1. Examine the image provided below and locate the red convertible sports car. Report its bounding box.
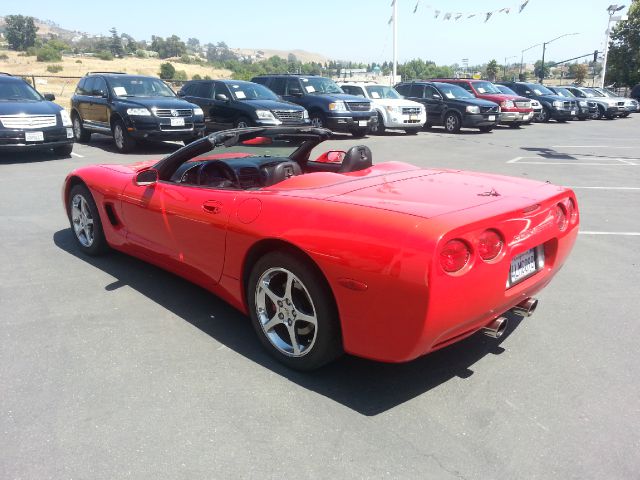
[63,126,578,370]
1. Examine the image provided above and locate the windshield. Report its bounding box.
[193,136,306,161]
[0,81,44,102]
[436,83,475,99]
[473,81,501,94]
[227,82,279,101]
[108,77,175,97]
[365,85,401,99]
[301,77,343,94]
[581,88,601,97]
[599,88,618,98]
[529,84,555,95]
[553,88,574,98]
[496,85,517,95]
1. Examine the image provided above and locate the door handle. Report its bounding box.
[202,200,223,214]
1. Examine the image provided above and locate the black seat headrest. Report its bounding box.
[339,145,373,173]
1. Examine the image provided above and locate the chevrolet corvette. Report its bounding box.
[63,126,579,370]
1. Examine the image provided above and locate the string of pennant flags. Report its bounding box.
[389,0,531,24]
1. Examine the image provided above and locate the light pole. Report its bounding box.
[503,55,517,80]
[520,43,541,78]
[601,4,626,88]
[392,0,398,84]
[539,33,579,84]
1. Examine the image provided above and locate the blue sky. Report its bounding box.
[1,0,630,66]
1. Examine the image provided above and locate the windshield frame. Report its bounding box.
[434,82,475,100]
[0,79,45,102]
[300,77,344,95]
[364,85,401,100]
[472,81,501,95]
[226,82,280,101]
[107,76,177,98]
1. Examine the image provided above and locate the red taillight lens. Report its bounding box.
[554,203,568,231]
[478,229,504,261]
[440,239,471,273]
[567,198,578,223]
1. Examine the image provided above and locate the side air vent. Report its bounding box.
[104,203,120,226]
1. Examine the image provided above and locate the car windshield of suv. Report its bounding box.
[473,81,501,94]
[553,88,575,98]
[497,85,517,95]
[301,77,343,95]
[108,77,176,97]
[365,85,401,99]
[580,88,601,97]
[0,81,44,102]
[436,83,475,99]
[530,84,555,95]
[227,83,279,101]
[599,88,618,98]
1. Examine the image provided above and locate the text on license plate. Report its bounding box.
[509,248,538,286]
[170,117,185,127]
[25,131,44,142]
[571,110,576,116]
[488,115,496,121]
[358,120,368,127]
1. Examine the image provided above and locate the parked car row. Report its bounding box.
[1,71,638,155]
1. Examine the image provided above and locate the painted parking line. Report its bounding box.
[507,156,638,166]
[70,152,85,158]
[580,231,640,236]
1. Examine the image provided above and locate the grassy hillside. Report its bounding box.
[0,49,232,108]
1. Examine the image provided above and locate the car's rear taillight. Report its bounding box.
[440,239,471,273]
[566,197,578,223]
[478,229,504,261]
[554,203,568,231]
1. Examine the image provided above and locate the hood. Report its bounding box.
[116,97,198,110]
[314,93,371,103]
[243,99,305,110]
[0,100,62,116]
[447,97,498,107]
[475,93,528,103]
[370,98,423,108]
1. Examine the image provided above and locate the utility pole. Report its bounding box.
[538,33,579,84]
[520,43,541,78]
[601,4,626,88]
[392,0,398,84]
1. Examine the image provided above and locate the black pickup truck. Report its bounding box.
[251,74,376,137]
[395,81,500,133]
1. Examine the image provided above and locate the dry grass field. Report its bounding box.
[0,49,232,108]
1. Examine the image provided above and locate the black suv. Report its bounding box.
[498,82,577,123]
[251,74,376,137]
[70,73,205,152]
[546,86,597,120]
[178,79,309,131]
[0,73,74,156]
[395,81,500,133]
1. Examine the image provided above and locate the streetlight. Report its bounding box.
[601,4,626,88]
[539,32,580,84]
[520,43,541,77]
[504,56,517,80]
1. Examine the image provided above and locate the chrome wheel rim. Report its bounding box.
[73,117,82,139]
[114,124,124,149]
[445,115,457,131]
[255,267,318,357]
[310,116,323,128]
[71,194,94,247]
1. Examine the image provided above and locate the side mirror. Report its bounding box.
[215,93,229,101]
[135,168,159,186]
[288,87,303,97]
[432,94,442,100]
[43,93,56,101]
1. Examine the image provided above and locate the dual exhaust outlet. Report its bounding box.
[482,297,538,339]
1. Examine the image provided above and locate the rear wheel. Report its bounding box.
[248,251,342,370]
[112,120,136,153]
[72,114,91,143]
[67,184,109,256]
[444,112,461,133]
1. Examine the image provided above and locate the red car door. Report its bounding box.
[120,181,235,287]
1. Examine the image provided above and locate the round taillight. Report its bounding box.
[440,239,471,273]
[478,229,504,261]
[554,203,568,231]
[567,198,577,223]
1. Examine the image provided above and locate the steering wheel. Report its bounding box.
[197,161,237,188]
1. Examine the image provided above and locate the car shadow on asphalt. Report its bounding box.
[53,228,523,417]
[0,150,72,164]
[78,134,184,155]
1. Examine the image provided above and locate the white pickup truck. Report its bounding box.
[339,82,426,134]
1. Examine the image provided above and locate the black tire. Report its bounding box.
[508,123,521,128]
[53,144,74,157]
[309,111,326,129]
[404,128,420,135]
[538,107,550,123]
[67,184,109,256]
[479,126,493,133]
[235,116,252,128]
[247,250,342,371]
[72,114,91,143]
[370,112,385,134]
[351,128,368,138]
[593,106,604,120]
[112,119,136,153]
[620,112,630,118]
[444,112,461,133]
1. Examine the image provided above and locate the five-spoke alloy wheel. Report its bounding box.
[68,184,109,256]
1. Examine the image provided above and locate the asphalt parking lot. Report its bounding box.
[2,118,639,479]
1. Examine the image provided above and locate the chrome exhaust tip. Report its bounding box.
[512,297,539,317]
[482,316,508,339]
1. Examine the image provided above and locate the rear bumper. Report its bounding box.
[0,126,74,150]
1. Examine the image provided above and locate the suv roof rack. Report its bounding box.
[85,71,127,76]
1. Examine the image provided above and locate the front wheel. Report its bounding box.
[593,106,604,120]
[112,120,136,153]
[72,114,91,143]
[68,184,109,256]
[235,116,252,128]
[479,126,493,133]
[538,108,550,123]
[370,113,385,134]
[248,251,342,371]
[309,112,326,129]
[444,112,461,133]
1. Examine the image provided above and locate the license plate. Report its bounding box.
[66,128,73,138]
[170,117,185,127]
[409,115,418,121]
[358,120,368,127]
[509,248,539,286]
[488,115,496,121]
[571,110,576,116]
[25,131,44,142]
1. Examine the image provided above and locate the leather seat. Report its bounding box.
[338,145,373,173]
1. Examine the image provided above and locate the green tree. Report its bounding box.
[159,62,176,79]
[109,27,124,57]
[534,60,552,81]
[607,0,640,86]
[4,15,38,50]
[573,64,588,84]
[485,59,499,81]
